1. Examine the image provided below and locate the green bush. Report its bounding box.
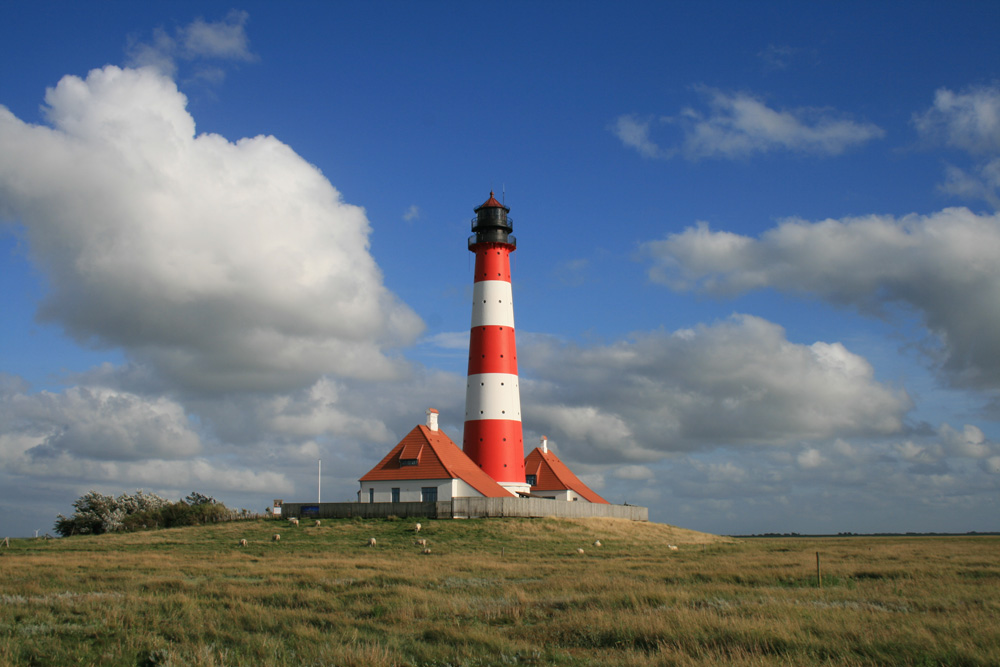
[55,490,230,536]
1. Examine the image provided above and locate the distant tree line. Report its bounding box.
[54,490,233,537]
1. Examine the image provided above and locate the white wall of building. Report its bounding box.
[532,490,579,502]
[359,478,490,503]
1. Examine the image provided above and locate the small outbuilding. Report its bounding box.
[524,437,609,504]
[359,409,515,503]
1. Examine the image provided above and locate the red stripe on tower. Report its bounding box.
[463,192,528,495]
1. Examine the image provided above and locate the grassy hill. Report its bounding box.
[1,517,997,666]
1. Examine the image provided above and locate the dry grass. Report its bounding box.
[1,518,997,666]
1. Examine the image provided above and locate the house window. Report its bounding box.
[391,488,400,503]
[526,475,537,486]
[368,488,374,503]
[421,487,437,502]
[400,459,418,466]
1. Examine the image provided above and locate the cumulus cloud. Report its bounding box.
[0,65,422,394]
[1,385,200,461]
[613,88,883,160]
[264,378,396,442]
[914,85,1000,209]
[0,382,289,496]
[519,315,910,463]
[642,207,1000,390]
[630,421,1000,533]
[914,85,1000,155]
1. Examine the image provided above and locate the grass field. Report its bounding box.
[1,517,998,666]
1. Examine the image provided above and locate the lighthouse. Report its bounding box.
[463,192,529,495]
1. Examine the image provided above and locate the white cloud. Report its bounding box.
[940,158,1000,210]
[915,85,1000,209]
[612,464,655,481]
[264,378,396,442]
[126,10,256,80]
[640,427,1000,534]
[796,448,826,469]
[643,207,1000,390]
[0,65,422,394]
[403,204,420,221]
[1,386,201,461]
[679,88,885,158]
[914,85,1000,155]
[613,88,883,160]
[611,114,666,159]
[939,423,992,459]
[181,11,255,62]
[520,315,910,463]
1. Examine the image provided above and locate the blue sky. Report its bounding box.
[2,1,999,537]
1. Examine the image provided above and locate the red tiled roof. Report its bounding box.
[524,447,609,504]
[360,425,514,498]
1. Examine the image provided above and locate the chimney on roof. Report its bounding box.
[427,408,439,431]
[540,436,548,454]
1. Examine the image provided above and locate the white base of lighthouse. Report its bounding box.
[499,481,531,496]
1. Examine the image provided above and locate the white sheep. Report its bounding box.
[667,544,678,551]
[422,548,432,555]
[576,548,585,555]
[272,534,281,542]
[367,537,377,547]
[314,520,321,527]
[415,538,427,547]
[414,523,422,532]
[288,517,299,526]
[238,538,248,547]
[593,540,602,547]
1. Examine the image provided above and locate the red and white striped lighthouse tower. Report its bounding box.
[463,192,529,495]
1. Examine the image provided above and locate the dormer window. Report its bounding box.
[400,458,418,466]
[526,474,537,486]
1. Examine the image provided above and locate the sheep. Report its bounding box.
[422,548,432,555]
[667,544,678,551]
[272,534,281,542]
[314,520,321,527]
[593,540,602,547]
[415,538,427,547]
[367,537,377,547]
[288,517,299,526]
[414,523,422,533]
[238,538,248,547]
[576,548,585,555]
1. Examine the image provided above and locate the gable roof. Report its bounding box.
[524,447,609,504]
[360,424,514,498]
